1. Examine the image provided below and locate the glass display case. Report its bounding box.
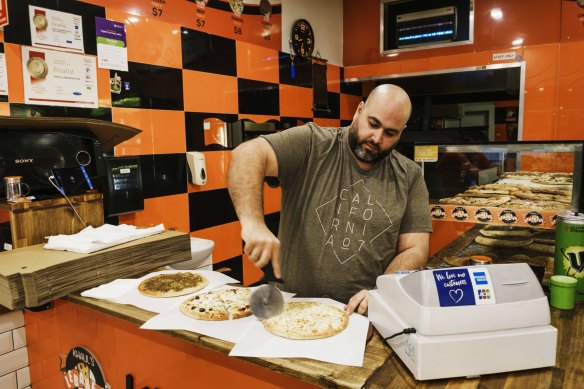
[412,141,583,229]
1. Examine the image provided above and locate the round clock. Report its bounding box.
[290,19,314,58]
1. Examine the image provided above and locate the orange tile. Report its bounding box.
[558,40,584,110]
[326,64,341,93]
[0,102,9,116]
[188,150,230,192]
[26,336,60,364]
[0,30,4,42]
[561,1,584,42]
[5,43,24,103]
[183,70,238,113]
[118,193,190,232]
[279,84,312,118]
[556,108,584,140]
[313,118,340,127]
[190,221,243,262]
[151,110,186,154]
[106,9,182,69]
[340,94,362,120]
[430,221,475,256]
[522,109,556,140]
[243,253,265,286]
[28,361,43,385]
[399,58,430,74]
[111,108,154,156]
[0,209,8,223]
[236,41,279,83]
[263,184,281,214]
[523,44,559,111]
[96,67,112,107]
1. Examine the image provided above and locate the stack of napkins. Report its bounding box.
[44,224,165,253]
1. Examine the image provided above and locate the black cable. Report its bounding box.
[383,327,416,341]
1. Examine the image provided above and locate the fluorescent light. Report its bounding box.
[512,38,524,46]
[490,8,503,20]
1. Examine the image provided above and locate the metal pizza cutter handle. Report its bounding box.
[250,284,284,320]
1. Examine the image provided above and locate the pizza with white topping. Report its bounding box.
[180,288,252,321]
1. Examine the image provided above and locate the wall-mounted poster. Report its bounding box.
[21,46,98,108]
[29,6,84,53]
[95,17,128,71]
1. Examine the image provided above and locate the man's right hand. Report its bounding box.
[241,222,281,278]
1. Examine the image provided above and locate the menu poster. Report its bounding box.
[21,46,98,108]
[0,53,8,95]
[95,17,128,71]
[29,6,84,53]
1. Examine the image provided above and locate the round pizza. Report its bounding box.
[138,272,208,298]
[262,301,349,340]
[180,288,252,321]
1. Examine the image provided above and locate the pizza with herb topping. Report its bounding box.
[138,272,208,298]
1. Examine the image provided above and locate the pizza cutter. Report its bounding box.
[250,284,284,320]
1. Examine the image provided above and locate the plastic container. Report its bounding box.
[550,275,577,310]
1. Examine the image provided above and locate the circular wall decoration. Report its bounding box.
[290,19,314,58]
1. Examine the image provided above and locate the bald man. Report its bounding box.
[228,84,432,315]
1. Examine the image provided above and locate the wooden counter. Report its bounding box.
[64,292,584,388]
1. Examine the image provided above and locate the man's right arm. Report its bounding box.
[227,137,282,277]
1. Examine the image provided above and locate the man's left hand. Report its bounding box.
[345,289,369,315]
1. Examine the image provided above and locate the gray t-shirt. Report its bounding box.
[262,123,432,303]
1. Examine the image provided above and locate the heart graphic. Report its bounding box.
[449,289,464,304]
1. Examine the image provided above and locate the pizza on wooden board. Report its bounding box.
[262,301,349,340]
[138,272,208,298]
[180,288,253,321]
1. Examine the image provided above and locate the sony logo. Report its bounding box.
[14,159,34,164]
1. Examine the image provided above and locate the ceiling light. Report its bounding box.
[512,38,524,46]
[490,8,503,20]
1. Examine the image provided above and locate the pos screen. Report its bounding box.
[51,166,93,195]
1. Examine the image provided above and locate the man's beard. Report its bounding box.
[348,123,394,164]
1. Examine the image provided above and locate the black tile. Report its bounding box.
[341,78,364,96]
[340,119,353,127]
[9,103,112,121]
[3,0,104,55]
[188,188,237,231]
[278,52,312,88]
[213,256,243,283]
[279,116,312,130]
[264,212,280,236]
[313,92,340,119]
[111,63,183,110]
[238,78,279,116]
[148,65,184,110]
[139,153,187,199]
[181,27,237,77]
[110,62,150,109]
[185,112,238,152]
[187,0,282,16]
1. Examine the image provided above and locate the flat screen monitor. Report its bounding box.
[104,156,144,217]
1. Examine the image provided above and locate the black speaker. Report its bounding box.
[0,129,103,199]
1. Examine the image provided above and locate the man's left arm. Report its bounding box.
[383,232,429,274]
[344,232,430,315]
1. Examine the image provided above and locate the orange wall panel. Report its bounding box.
[557,40,584,110]
[522,109,557,141]
[191,221,243,263]
[5,43,24,104]
[340,94,362,120]
[183,70,238,114]
[279,84,313,118]
[118,193,190,233]
[112,108,155,156]
[236,41,279,84]
[264,184,282,214]
[313,118,340,127]
[151,110,186,154]
[96,67,112,107]
[523,44,559,111]
[556,109,584,140]
[327,64,341,93]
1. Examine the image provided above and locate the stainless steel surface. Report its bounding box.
[250,284,284,320]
